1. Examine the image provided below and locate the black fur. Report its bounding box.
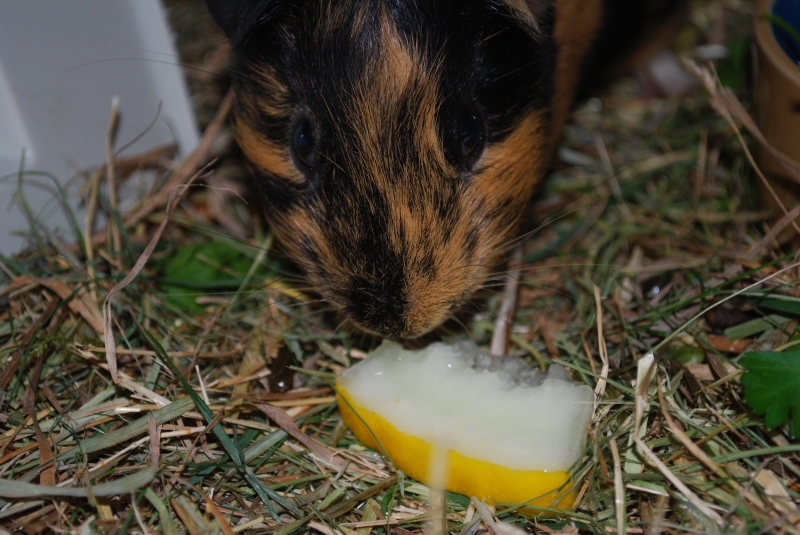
[205,0,286,46]
[580,0,686,88]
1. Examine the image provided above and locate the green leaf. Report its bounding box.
[749,296,800,316]
[159,240,263,313]
[715,37,750,91]
[740,348,800,437]
[664,342,705,365]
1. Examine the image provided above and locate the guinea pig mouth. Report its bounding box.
[338,281,456,340]
[347,314,443,340]
[343,292,407,340]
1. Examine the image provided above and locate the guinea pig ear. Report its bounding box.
[504,0,553,34]
[205,0,283,46]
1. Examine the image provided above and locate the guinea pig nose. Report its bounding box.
[345,275,409,339]
[344,284,450,339]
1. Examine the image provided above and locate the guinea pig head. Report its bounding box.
[206,0,556,339]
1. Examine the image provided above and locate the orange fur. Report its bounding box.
[548,0,604,154]
[234,120,300,183]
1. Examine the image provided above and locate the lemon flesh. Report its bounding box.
[337,341,593,510]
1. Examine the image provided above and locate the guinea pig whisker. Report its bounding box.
[521,282,576,302]
[159,276,300,330]
[462,298,518,338]
[463,298,491,315]
[286,298,328,311]
[74,41,276,87]
[502,168,666,249]
[160,218,276,256]
[302,308,340,336]
[501,197,606,248]
[445,313,475,344]
[482,262,622,277]
[314,148,345,174]
[220,293,325,329]
[256,298,330,331]
[476,280,515,289]
[443,262,492,276]
[329,317,351,339]
[60,56,239,81]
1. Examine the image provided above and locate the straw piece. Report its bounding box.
[0,466,156,498]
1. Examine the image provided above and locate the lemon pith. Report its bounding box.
[337,386,576,509]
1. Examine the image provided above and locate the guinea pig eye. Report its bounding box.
[458,110,483,158]
[292,116,317,170]
[458,107,484,169]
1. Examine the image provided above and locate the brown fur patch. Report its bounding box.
[320,0,353,36]
[379,16,417,95]
[249,63,290,107]
[548,0,604,153]
[506,0,542,34]
[234,119,300,183]
[348,1,371,41]
[471,111,548,215]
[346,16,447,251]
[232,61,299,181]
[399,110,549,335]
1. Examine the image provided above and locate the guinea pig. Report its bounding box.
[204,0,685,339]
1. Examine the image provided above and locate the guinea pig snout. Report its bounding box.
[341,263,456,339]
[343,269,409,339]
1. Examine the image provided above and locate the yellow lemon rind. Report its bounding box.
[336,386,576,511]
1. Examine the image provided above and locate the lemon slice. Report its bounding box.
[337,341,592,510]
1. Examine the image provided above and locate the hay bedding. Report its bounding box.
[1,1,800,533]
